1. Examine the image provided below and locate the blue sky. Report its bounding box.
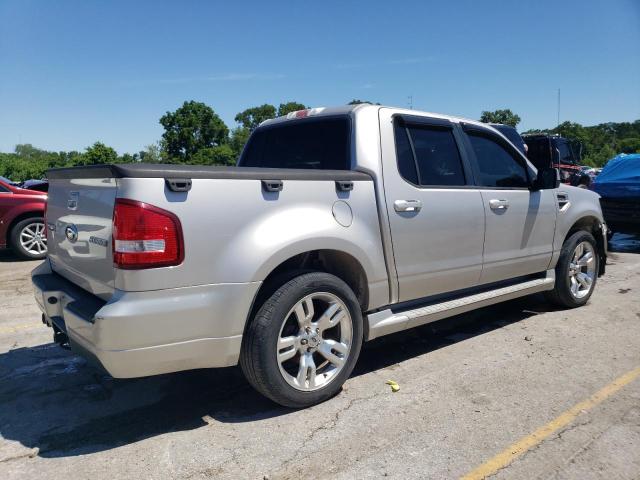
[1,0,639,154]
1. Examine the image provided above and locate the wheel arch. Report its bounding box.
[244,249,371,340]
[562,215,606,276]
[5,210,44,245]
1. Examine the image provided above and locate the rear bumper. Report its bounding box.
[31,261,260,378]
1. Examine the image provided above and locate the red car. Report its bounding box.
[0,178,48,259]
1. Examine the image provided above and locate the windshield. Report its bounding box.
[0,176,17,186]
[239,117,351,169]
[554,139,581,165]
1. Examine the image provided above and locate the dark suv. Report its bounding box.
[522,134,591,188]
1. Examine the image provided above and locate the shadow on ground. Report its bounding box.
[0,294,556,459]
[0,233,636,458]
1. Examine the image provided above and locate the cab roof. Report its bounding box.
[259,104,493,131]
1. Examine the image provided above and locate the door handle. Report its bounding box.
[489,199,509,210]
[394,199,422,212]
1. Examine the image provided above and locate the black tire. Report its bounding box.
[240,272,363,408]
[545,230,599,308]
[9,217,47,260]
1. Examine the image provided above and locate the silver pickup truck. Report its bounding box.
[32,105,607,407]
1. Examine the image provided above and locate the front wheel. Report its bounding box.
[545,230,599,308]
[240,272,363,408]
[10,217,48,260]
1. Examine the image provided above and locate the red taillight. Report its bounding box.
[112,198,184,269]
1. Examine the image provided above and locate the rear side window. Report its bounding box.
[394,121,466,187]
[239,117,350,169]
[0,184,9,193]
[394,122,419,184]
[468,132,529,188]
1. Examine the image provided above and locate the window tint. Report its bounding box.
[556,140,574,164]
[493,125,527,155]
[394,122,418,184]
[0,184,10,193]
[394,121,466,187]
[239,118,350,169]
[468,133,529,188]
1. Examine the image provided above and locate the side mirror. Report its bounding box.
[531,167,560,191]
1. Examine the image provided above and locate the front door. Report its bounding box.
[379,109,485,302]
[463,126,557,283]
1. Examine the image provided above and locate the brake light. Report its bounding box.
[112,198,184,269]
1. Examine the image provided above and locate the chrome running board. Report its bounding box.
[366,270,555,340]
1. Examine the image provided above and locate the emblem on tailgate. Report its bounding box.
[67,191,79,210]
[89,236,108,247]
[65,224,78,243]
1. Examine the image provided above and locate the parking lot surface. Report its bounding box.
[1,235,639,479]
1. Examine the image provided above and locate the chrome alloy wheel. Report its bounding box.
[568,241,596,299]
[19,222,47,255]
[277,292,353,391]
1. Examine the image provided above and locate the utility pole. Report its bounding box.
[557,88,561,128]
[408,95,413,110]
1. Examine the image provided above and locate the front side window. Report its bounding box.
[239,117,350,170]
[394,121,466,187]
[468,132,529,188]
[0,184,10,193]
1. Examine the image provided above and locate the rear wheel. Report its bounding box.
[10,217,47,260]
[241,272,363,408]
[545,230,598,308]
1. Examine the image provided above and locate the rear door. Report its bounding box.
[462,125,556,283]
[379,110,485,302]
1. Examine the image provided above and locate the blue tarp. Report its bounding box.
[593,154,640,198]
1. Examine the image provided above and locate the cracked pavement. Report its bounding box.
[1,235,639,479]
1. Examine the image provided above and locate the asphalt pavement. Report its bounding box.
[1,234,639,479]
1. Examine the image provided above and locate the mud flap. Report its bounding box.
[596,222,608,277]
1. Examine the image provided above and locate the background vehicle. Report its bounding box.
[0,179,48,259]
[20,179,49,192]
[33,105,607,408]
[523,134,592,188]
[593,153,640,235]
[489,123,527,155]
[0,176,19,187]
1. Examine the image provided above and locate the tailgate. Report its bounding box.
[46,176,117,299]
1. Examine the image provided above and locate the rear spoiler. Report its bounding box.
[46,164,372,181]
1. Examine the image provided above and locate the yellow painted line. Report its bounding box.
[461,366,640,480]
[0,323,41,335]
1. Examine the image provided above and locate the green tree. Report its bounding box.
[480,109,521,127]
[277,101,307,117]
[619,137,640,154]
[234,104,276,131]
[160,100,229,162]
[583,144,617,167]
[189,144,236,166]
[78,142,118,166]
[118,153,138,163]
[230,127,251,159]
[139,143,164,163]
